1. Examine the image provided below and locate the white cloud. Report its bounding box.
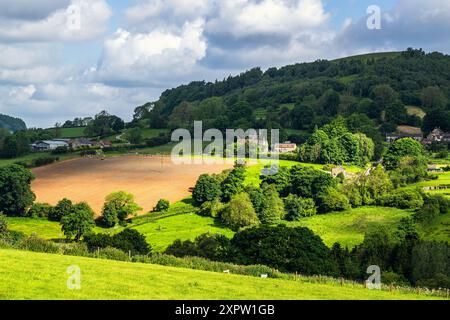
[8,85,36,102]
[0,0,112,42]
[207,0,330,38]
[97,19,207,86]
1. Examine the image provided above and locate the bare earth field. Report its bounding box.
[32,156,232,214]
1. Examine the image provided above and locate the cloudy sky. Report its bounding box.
[0,0,449,128]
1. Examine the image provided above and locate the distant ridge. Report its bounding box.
[0,114,27,132]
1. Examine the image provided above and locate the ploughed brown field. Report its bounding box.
[31,156,232,215]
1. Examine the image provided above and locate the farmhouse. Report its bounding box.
[331,166,347,178]
[423,128,450,144]
[31,140,70,151]
[427,164,444,173]
[70,138,94,149]
[274,142,297,154]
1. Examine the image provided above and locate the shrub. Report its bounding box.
[0,213,7,234]
[284,195,317,220]
[27,203,53,218]
[97,247,130,261]
[18,235,59,253]
[154,199,170,212]
[382,272,410,286]
[58,242,90,257]
[317,188,351,213]
[221,193,259,231]
[165,233,230,261]
[380,189,424,210]
[198,199,224,218]
[32,156,59,167]
[51,146,69,155]
[84,229,151,255]
[192,174,222,206]
[0,230,25,246]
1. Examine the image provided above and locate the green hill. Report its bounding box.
[0,114,26,132]
[0,249,443,300]
[135,48,449,150]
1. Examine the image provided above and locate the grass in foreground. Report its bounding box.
[0,249,443,300]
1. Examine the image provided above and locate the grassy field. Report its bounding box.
[130,201,234,252]
[0,152,79,167]
[418,213,450,243]
[286,207,412,248]
[59,127,87,138]
[406,106,426,119]
[244,159,364,187]
[6,205,413,251]
[6,217,63,240]
[0,249,443,300]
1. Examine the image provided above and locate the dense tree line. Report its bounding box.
[135,49,450,151]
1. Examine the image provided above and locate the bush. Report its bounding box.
[382,272,410,287]
[32,156,59,168]
[97,247,130,261]
[317,188,351,213]
[0,230,25,246]
[198,199,224,218]
[18,235,59,253]
[284,195,317,220]
[58,242,90,257]
[380,189,424,210]
[133,254,278,278]
[51,146,69,155]
[165,233,230,261]
[0,213,7,234]
[27,203,53,218]
[221,193,259,231]
[154,199,170,212]
[84,229,151,255]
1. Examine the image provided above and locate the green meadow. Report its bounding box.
[286,207,412,248]
[0,249,443,300]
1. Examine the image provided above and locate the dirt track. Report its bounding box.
[32,156,232,215]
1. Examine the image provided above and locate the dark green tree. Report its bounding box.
[0,164,35,216]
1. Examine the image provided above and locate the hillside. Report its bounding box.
[0,249,443,300]
[134,49,450,159]
[0,114,26,132]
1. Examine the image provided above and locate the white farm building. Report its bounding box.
[31,140,70,151]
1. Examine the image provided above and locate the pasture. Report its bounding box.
[0,249,443,300]
[31,156,232,214]
[287,207,412,248]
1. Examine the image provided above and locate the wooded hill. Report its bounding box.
[133,48,450,158]
[0,114,26,132]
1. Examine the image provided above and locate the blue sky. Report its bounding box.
[0,0,449,127]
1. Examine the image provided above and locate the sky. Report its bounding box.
[0,0,449,128]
